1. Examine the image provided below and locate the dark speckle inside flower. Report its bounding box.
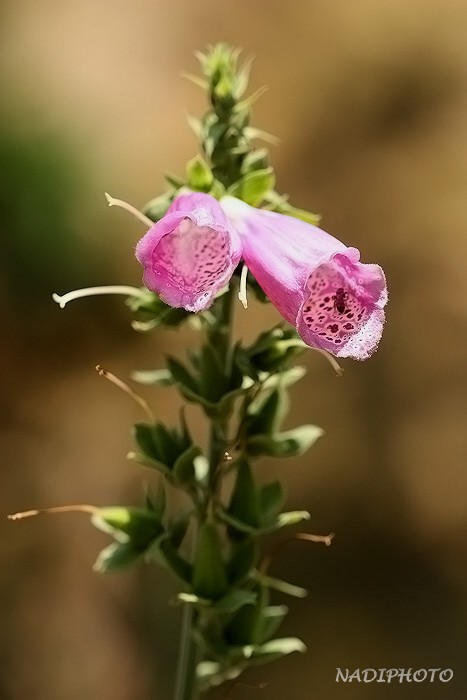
[301,263,368,346]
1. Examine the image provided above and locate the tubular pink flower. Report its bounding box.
[135,192,242,312]
[221,197,387,360]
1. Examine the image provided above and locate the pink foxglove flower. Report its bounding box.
[135,192,242,312]
[221,197,387,360]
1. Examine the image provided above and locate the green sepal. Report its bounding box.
[186,155,213,192]
[227,167,275,206]
[192,523,228,600]
[209,179,226,199]
[240,148,269,175]
[164,173,185,189]
[246,327,306,373]
[227,458,260,535]
[246,425,323,459]
[223,584,266,646]
[93,542,142,573]
[167,351,251,419]
[226,539,259,584]
[91,506,164,547]
[127,291,191,331]
[142,192,173,222]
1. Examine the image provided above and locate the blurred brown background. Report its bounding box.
[1,1,467,699]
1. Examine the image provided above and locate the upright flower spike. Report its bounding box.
[221,197,387,360]
[135,192,242,313]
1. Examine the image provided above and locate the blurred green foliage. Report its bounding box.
[0,126,96,312]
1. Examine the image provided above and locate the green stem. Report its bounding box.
[173,286,236,700]
[173,601,197,700]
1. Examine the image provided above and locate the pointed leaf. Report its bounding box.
[186,155,213,192]
[227,458,260,532]
[93,542,141,573]
[131,368,174,386]
[259,573,308,598]
[249,637,307,664]
[259,481,285,523]
[212,589,257,614]
[173,445,203,486]
[166,356,200,395]
[257,605,289,643]
[227,167,275,206]
[246,425,323,458]
[192,523,228,600]
[91,507,163,547]
[226,539,258,584]
[146,536,193,583]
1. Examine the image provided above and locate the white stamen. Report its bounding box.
[52,285,145,309]
[238,264,249,309]
[104,192,153,228]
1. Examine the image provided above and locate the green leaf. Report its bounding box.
[240,148,269,175]
[196,661,243,692]
[227,458,260,533]
[146,536,193,583]
[132,423,177,467]
[224,595,261,645]
[173,445,203,486]
[259,481,285,523]
[258,573,308,598]
[164,173,185,189]
[91,507,163,547]
[177,592,210,606]
[257,605,288,643]
[192,523,228,600]
[146,479,166,520]
[166,356,200,395]
[198,343,228,403]
[127,449,173,480]
[226,539,258,584]
[227,167,275,206]
[142,192,173,222]
[249,637,307,664]
[219,508,309,536]
[130,368,174,386]
[169,509,191,549]
[246,424,323,458]
[93,542,142,573]
[212,589,257,614]
[275,510,310,528]
[246,387,289,437]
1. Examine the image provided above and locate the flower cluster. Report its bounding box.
[136,192,387,360]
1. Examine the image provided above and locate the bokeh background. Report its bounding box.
[1,1,467,699]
